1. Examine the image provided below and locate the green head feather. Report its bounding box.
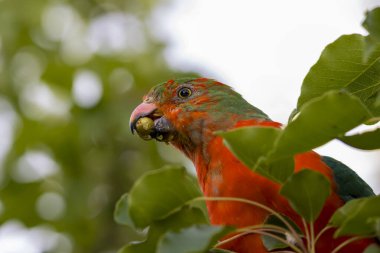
[146,77,269,120]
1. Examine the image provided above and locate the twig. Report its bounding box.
[314,225,333,244]
[191,196,306,250]
[214,231,252,248]
[331,236,367,253]
[309,221,315,253]
[302,218,310,253]
[216,229,302,253]
[215,224,288,247]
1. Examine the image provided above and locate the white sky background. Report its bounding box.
[153,0,380,193]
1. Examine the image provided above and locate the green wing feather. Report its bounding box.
[321,156,375,202]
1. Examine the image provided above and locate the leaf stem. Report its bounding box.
[216,229,302,253]
[314,225,333,244]
[274,251,299,253]
[214,224,287,247]
[190,196,306,252]
[251,230,302,253]
[309,221,315,253]
[214,231,251,247]
[331,236,367,253]
[236,223,293,234]
[302,218,310,252]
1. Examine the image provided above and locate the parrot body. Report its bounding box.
[130,78,375,253]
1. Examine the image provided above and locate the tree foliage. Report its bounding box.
[0,0,196,252]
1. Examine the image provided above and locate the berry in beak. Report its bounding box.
[130,102,175,142]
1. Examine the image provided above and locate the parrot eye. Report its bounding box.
[178,87,192,98]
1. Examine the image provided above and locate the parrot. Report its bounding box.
[129,77,375,253]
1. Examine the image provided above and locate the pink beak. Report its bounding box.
[129,102,158,133]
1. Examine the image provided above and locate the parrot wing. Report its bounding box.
[321,156,375,202]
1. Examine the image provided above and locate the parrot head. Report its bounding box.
[130,78,268,158]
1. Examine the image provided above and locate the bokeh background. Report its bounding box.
[0,0,379,252]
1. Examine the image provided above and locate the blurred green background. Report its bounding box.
[0,0,194,252]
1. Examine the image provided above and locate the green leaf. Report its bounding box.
[364,244,380,253]
[375,91,380,107]
[262,156,294,184]
[114,193,136,228]
[261,214,303,251]
[330,195,380,237]
[363,36,380,63]
[220,126,281,168]
[338,128,380,150]
[219,127,293,183]
[363,8,380,42]
[297,34,380,116]
[128,166,202,228]
[328,199,358,227]
[262,231,288,251]
[118,206,208,253]
[157,225,233,253]
[280,170,330,222]
[273,91,371,158]
[374,218,380,240]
